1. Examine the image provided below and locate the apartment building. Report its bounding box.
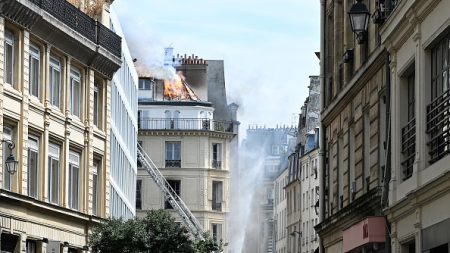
[285,76,320,253]
[0,0,121,252]
[316,0,388,253]
[136,54,238,252]
[241,126,296,253]
[380,0,450,252]
[274,167,288,253]
[109,7,138,219]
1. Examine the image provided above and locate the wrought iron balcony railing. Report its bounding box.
[28,0,121,57]
[139,118,234,133]
[373,0,402,23]
[427,89,450,164]
[212,202,222,211]
[165,160,181,168]
[401,118,415,180]
[212,160,222,169]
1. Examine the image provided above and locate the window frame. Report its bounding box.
[4,29,15,86]
[212,181,223,211]
[29,43,41,99]
[212,143,222,169]
[68,150,80,210]
[165,180,181,209]
[49,56,62,108]
[69,67,82,118]
[92,159,100,215]
[48,143,60,205]
[27,136,39,198]
[165,142,181,167]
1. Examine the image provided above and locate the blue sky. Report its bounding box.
[113,0,320,134]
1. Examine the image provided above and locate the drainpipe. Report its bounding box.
[383,50,392,253]
[318,1,326,253]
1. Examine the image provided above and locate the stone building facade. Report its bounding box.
[381,0,450,252]
[316,0,389,253]
[0,0,121,252]
[136,55,238,253]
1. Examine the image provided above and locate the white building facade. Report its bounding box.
[108,7,138,219]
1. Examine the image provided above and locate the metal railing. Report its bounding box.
[139,118,234,133]
[212,202,222,211]
[401,118,415,180]
[165,160,181,168]
[28,0,121,57]
[427,89,450,164]
[212,160,222,169]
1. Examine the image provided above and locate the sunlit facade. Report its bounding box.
[0,0,121,251]
[108,7,138,219]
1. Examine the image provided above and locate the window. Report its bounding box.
[28,136,39,198]
[402,69,416,180]
[49,56,61,108]
[165,142,181,167]
[70,68,81,118]
[212,143,222,169]
[29,43,40,98]
[165,180,180,209]
[211,223,222,243]
[429,36,450,164]
[3,126,13,191]
[212,181,223,211]
[26,240,36,253]
[93,81,102,127]
[4,29,14,86]
[401,240,415,253]
[136,180,142,210]
[68,151,80,210]
[138,79,152,90]
[48,143,60,204]
[93,160,100,215]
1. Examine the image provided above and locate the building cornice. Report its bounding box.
[0,189,104,224]
[315,187,383,239]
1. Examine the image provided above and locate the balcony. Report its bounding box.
[139,118,234,133]
[165,160,181,168]
[212,202,222,211]
[212,160,222,169]
[427,89,450,164]
[0,0,121,78]
[401,118,415,180]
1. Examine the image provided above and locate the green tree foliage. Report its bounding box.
[89,210,222,253]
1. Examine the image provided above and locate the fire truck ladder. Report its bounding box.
[137,143,205,240]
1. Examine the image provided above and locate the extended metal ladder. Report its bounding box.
[137,143,204,240]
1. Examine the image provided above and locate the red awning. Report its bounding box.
[343,216,386,253]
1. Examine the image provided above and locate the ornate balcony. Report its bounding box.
[401,118,415,180]
[165,160,181,168]
[427,89,450,164]
[0,0,121,78]
[212,160,222,169]
[139,118,234,133]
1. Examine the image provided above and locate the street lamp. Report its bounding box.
[1,139,18,175]
[348,0,370,44]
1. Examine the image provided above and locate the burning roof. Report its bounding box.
[163,72,200,101]
[135,62,201,102]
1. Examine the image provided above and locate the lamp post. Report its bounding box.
[1,139,18,175]
[348,0,370,44]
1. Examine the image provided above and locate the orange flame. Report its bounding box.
[164,71,199,101]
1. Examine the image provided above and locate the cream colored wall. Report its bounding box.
[138,132,232,250]
[0,15,111,250]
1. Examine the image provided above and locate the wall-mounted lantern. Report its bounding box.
[348,0,370,44]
